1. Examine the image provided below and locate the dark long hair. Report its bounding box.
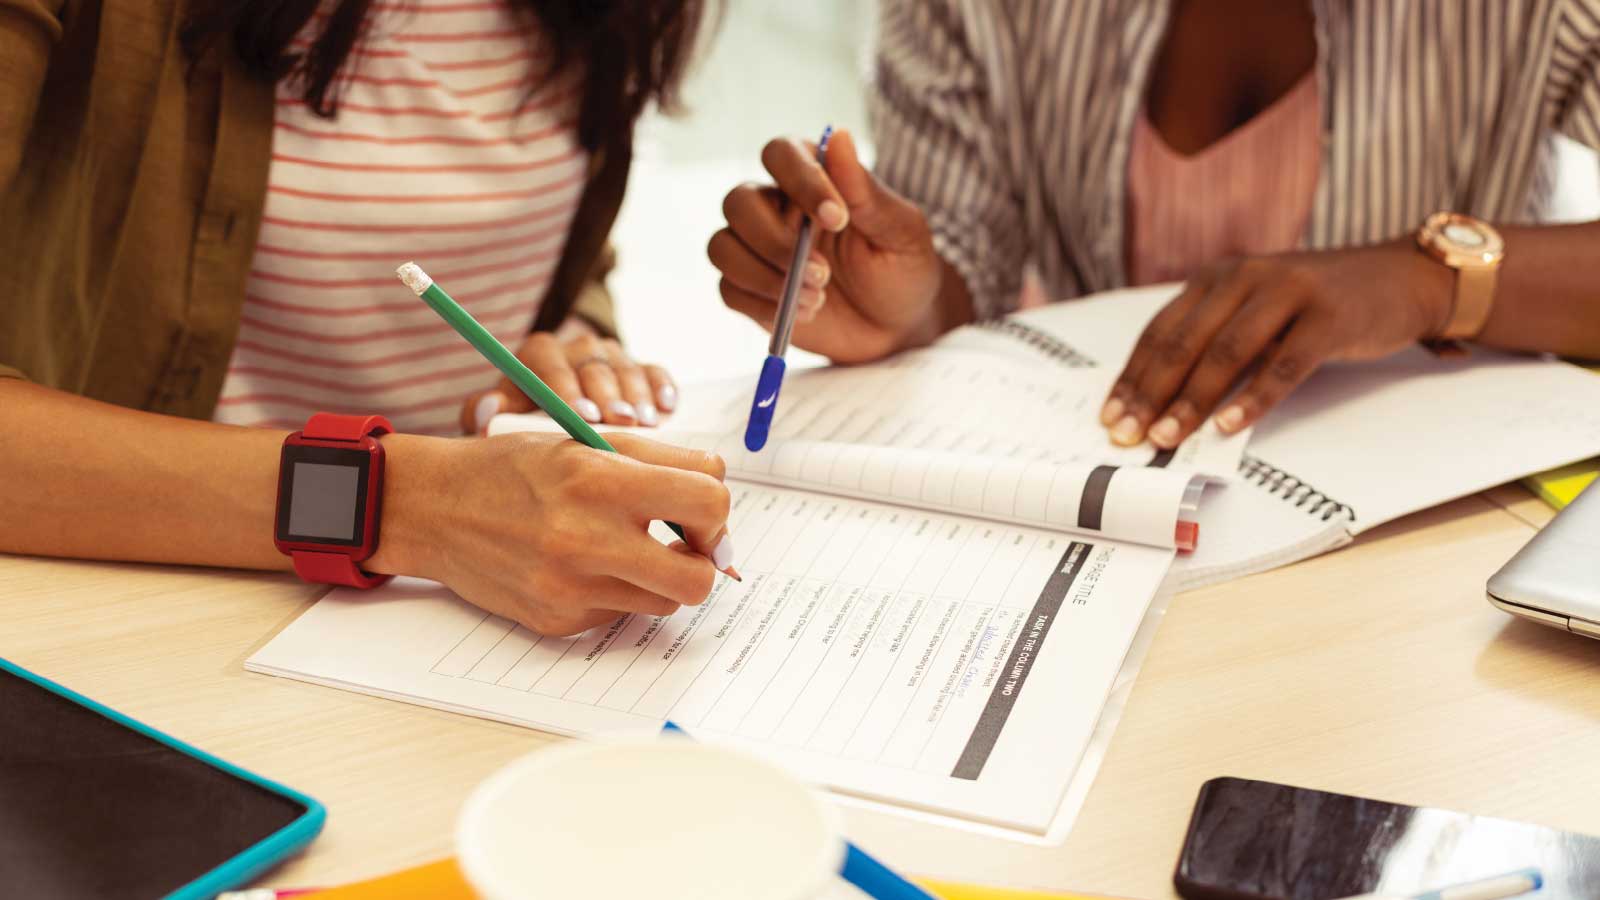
[183,0,707,154]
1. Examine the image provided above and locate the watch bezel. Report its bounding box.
[1418,212,1505,270]
[273,433,385,560]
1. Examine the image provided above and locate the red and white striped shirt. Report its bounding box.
[215,1,588,436]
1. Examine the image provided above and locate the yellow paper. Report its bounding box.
[1523,458,1599,510]
[911,879,1120,900]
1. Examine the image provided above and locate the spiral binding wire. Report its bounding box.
[1239,455,1356,523]
[977,320,1098,368]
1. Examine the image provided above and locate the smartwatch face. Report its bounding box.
[275,444,373,548]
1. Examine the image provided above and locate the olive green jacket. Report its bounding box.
[0,0,624,419]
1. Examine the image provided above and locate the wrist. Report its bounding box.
[363,432,453,579]
[901,257,975,351]
[1398,238,1457,339]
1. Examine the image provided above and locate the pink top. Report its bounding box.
[1126,73,1322,287]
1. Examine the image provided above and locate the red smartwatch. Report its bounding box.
[273,413,394,589]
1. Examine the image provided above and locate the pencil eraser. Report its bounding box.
[1175,520,1199,552]
[744,355,787,452]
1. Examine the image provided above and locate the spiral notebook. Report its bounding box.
[974,289,1600,589]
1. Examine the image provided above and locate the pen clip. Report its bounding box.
[744,355,787,452]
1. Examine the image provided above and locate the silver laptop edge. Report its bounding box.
[1486,477,1600,640]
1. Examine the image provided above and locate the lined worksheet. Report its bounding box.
[249,485,1174,833]
[493,348,1246,549]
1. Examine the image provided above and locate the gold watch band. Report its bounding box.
[1441,264,1497,340]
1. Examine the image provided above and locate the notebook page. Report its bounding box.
[1247,348,1600,534]
[1173,469,1353,591]
[493,350,1247,549]
[248,483,1176,834]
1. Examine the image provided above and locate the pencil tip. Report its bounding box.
[725,567,743,583]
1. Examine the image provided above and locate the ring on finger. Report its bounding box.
[571,353,611,370]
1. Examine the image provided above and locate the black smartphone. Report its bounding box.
[1174,777,1600,900]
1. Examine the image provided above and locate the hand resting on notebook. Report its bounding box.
[1099,243,1452,449]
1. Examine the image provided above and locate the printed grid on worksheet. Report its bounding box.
[429,486,1073,777]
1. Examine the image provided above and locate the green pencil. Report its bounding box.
[397,262,738,580]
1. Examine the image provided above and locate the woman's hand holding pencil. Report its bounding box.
[369,430,734,637]
[380,262,739,638]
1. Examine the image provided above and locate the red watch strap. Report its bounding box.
[302,412,393,441]
[288,413,395,589]
[292,550,391,589]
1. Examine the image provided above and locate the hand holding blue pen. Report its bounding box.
[744,126,833,452]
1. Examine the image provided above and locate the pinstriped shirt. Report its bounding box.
[871,0,1600,318]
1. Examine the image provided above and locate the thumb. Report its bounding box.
[825,128,922,249]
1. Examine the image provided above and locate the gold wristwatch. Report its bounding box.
[1415,212,1505,350]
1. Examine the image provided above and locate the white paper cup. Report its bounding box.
[457,738,844,900]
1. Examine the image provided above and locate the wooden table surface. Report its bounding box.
[5,484,1596,899]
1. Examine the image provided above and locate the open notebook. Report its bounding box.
[915,288,1600,589]
[251,302,1246,837]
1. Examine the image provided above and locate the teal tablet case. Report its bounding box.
[0,657,327,900]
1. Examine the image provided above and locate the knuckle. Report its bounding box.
[541,613,583,638]
[706,230,734,266]
[1164,398,1200,425]
[709,479,733,519]
[720,189,743,222]
[1203,332,1250,368]
[1149,334,1192,367]
[759,138,787,167]
[1200,258,1237,282]
[684,567,716,604]
[1266,354,1309,384]
[1236,257,1271,279]
[1278,265,1319,295]
[698,450,728,481]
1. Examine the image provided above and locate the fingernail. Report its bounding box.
[1216,405,1246,433]
[817,200,848,232]
[798,287,825,309]
[474,392,502,433]
[1111,415,1144,446]
[1100,398,1124,427]
[1148,416,1181,448]
[575,398,602,423]
[607,400,636,423]
[803,261,830,287]
[656,383,678,411]
[637,402,659,427]
[711,533,736,571]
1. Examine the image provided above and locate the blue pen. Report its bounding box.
[744,125,833,452]
[661,721,935,900]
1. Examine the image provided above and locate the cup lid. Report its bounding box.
[458,738,844,900]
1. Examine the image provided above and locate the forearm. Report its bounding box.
[0,381,436,573]
[1477,221,1600,359]
[0,380,292,568]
